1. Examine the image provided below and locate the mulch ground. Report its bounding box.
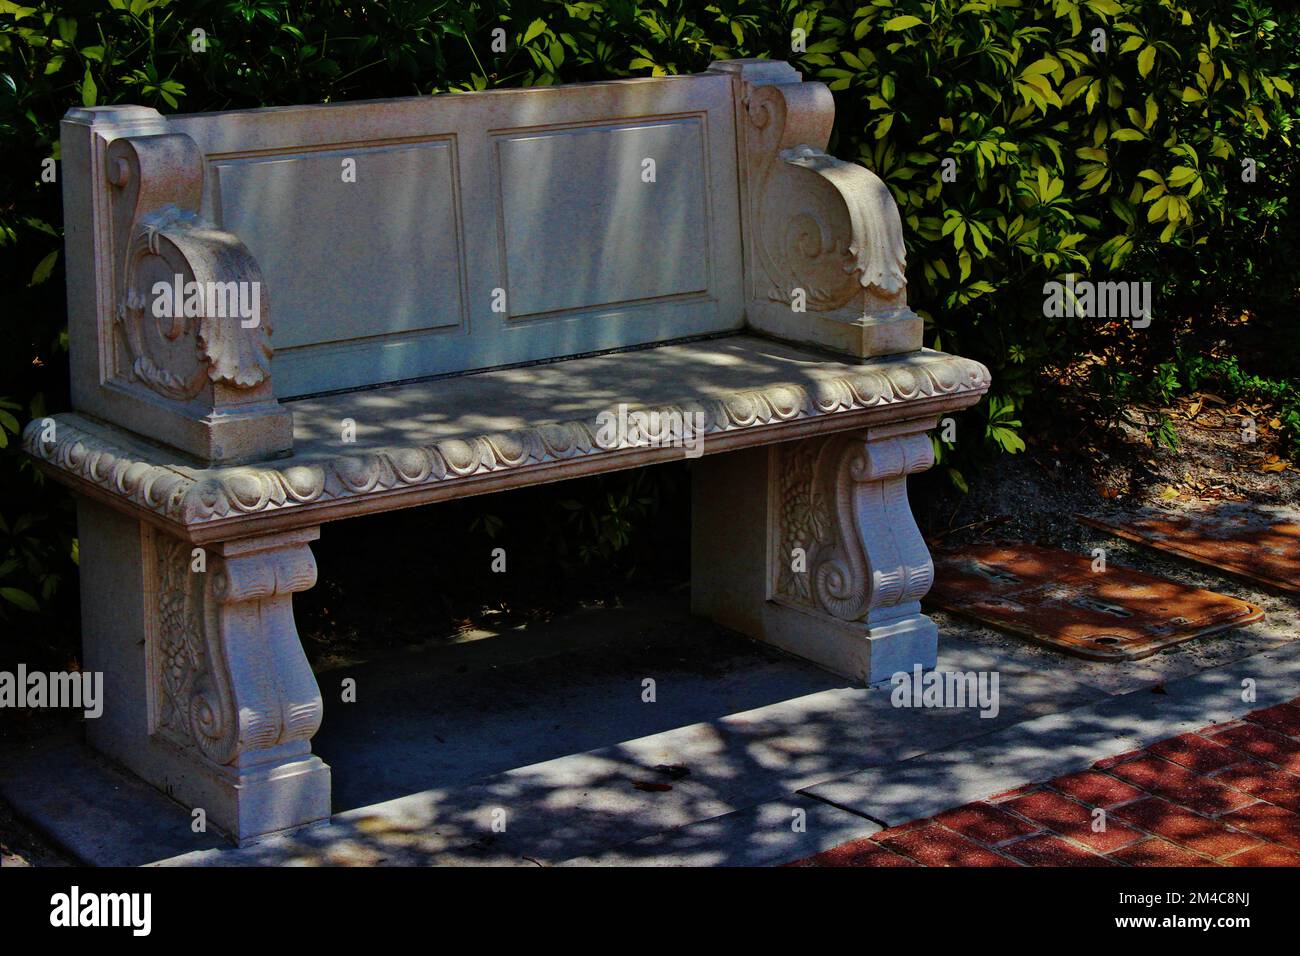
[792,698,1300,867]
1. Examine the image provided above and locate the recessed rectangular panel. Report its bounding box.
[168,74,744,395]
[213,141,464,350]
[496,120,710,319]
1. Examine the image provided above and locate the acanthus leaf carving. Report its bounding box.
[107,133,274,402]
[781,145,908,300]
[739,74,910,315]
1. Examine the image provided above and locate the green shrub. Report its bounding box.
[1,0,1297,620]
[798,0,1298,479]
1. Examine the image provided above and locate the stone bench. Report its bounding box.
[25,59,989,845]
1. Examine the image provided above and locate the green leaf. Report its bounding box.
[29,250,57,286]
[80,64,96,107]
[523,19,547,44]
[0,588,39,612]
[882,15,924,32]
[1137,46,1156,78]
[1080,167,1107,190]
[990,427,1026,454]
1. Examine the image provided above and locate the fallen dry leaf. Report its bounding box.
[633,781,673,793]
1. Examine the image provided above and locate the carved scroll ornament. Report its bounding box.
[742,80,910,317]
[153,531,322,766]
[106,133,272,403]
[774,431,935,622]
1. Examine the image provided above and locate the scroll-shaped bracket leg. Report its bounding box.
[76,497,331,847]
[692,425,937,685]
[150,527,331,844]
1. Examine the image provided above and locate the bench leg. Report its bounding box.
[76,498,330,845]
[692,424,938,685]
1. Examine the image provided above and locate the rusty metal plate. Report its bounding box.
[926,542,1264,661]
[1078,504,1300,596]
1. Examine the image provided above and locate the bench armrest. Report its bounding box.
[107,134,273,398]
[711,60,919,358]
[60,107,291,463]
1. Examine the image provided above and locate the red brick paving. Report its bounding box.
[795,697,1300,867]
[1148,732,1243,773]
[1212,760,1300,814]
[1006,790,1144,853]
[876,825,1017,867]
[1223,843,1300,866]
[1245,701,1300,737]
[789,838,916,867]
[1111,797,1260,859]
[1047,769,1144,808]
[1218,802,1300,851]
[1105,754,1256,815]
[1092,748,1144,771]
[1207,722,1300,773]
[933,802,1039,845]
[1002,833,1114,866]
[1110,838,1210,868]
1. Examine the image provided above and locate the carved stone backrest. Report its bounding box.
[62,63,915,464]
[162,77,748,399]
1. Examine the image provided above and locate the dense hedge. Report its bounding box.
[1,0,1297,618]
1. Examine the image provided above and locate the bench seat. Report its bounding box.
[29,336,988,542]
